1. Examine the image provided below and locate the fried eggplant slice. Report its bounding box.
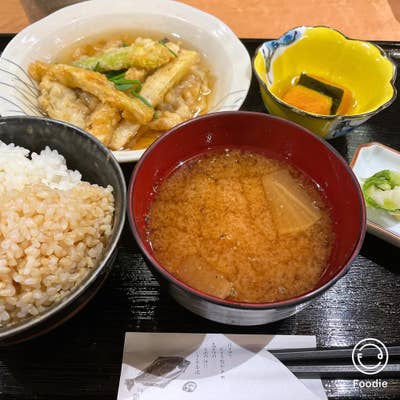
[140,50,200,108]
[44,64,153,124]
[86,103,121,146]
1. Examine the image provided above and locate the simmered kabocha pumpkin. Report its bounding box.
[282,73,354,115]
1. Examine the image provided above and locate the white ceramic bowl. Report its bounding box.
[0,0,251,162]
[351,142,400,247]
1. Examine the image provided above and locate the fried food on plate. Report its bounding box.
[109,119,140,150]
[73,38,178,72]
[140,50,200,108]
[44,63,154,124]
[29,35,213,152]
[147,110,184,131]
[86,103,121,146]
[38,75,89,129]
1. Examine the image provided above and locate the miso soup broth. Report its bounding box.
[147,149,334,303]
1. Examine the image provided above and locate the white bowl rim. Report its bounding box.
[0,0,251,163]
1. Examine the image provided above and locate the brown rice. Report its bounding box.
[0,143,114,327]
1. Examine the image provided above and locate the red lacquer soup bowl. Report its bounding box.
[128,111,366,326]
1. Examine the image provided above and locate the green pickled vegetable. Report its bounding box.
[73,41,174,72]
[362,170,400,217]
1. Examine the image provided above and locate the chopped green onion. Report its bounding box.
[158,39,177,58]
[106,71,151,107]
[115,83,135,91]
[153,111,159,119]
[106,70,126,80]
[132,81,142,92]
[106,71,142,92]
[94,62,101,72]
[131,90,152,108]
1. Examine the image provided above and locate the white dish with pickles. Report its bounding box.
[0,0,251,162]
[351,142,400,247]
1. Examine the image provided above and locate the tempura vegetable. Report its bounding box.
[125,67,148,82]
[73,40,176,72]
[362,170,400,218]
[140,50,199,107]
[43,63,154,124]
[38,75,89,130]
[147,110,184,131]
[262,169,322,235]
[86,103,120,146]
[28,34,212,152]
[109,120,140,150]
[28,60,50,82]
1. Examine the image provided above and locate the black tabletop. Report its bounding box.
[0,36,399,400]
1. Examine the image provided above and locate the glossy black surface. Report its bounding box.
[0,37,400,399]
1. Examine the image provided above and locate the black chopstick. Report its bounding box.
[285,363,400,379]
[270,345,400,362]
[268,346,400,379]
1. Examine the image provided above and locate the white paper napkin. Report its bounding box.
[118,333,327,400]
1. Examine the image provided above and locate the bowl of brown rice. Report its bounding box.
[0,116,126,343]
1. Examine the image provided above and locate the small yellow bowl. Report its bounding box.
[253,26,397,139]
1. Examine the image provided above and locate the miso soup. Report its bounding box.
[147,149,334,303]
